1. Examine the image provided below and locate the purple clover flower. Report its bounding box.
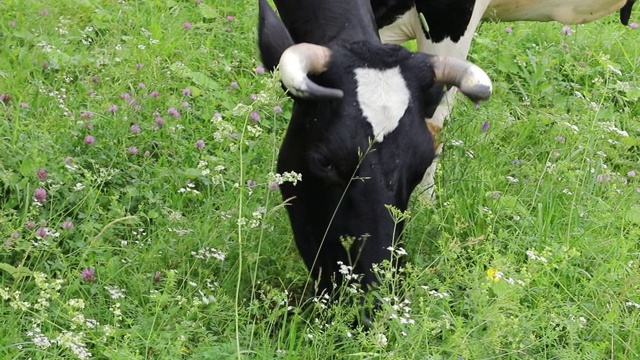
[80,110,94,119]
[155,117,165,127]
[81,268,96,282]
[167,107,181,118]
[84,135,95,145]
[35,227,49,238]
[195,140,205,150]
[34,188,47,203]
[37,168,47,181]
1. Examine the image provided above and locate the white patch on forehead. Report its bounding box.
[354,66,410,142]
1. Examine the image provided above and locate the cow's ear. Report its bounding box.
[258,0,295,71]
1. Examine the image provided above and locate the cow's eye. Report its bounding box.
[309,153,335,178]
[316,156,332,170]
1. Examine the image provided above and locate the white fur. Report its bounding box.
[354,67,410,143]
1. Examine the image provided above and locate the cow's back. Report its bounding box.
[485,0,627,24]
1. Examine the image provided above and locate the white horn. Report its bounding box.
[429,56,492,103]
[279,43,344,99]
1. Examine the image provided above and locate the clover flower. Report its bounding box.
[37,168,47,181]
[34,188,47,203]
[81,268,95,282]
[167,107,181,118]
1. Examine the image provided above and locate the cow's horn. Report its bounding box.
[430,56,492,103]
[278,43,344,99]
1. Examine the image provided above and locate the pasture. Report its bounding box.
[1,0,639,358]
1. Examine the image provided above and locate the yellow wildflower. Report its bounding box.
[486,267,502,282]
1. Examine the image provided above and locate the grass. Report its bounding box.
[1,0,639,359]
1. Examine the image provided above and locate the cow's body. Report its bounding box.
[257,0,491,300]
[377,0,635,197]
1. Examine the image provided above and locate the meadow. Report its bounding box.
[1,1,639,359]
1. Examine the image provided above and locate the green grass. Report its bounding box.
[1,1,639,359]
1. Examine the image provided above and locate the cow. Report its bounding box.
[257,0,492,300]
[374,0,637,198]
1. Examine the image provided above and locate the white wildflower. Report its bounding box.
[506,176,519,183]
[374,333,388,348]
[191,247,226,261]
[27,326,53,349]
[67,298,85,309]
[104,285,126,299]
[626,301,640,309]
[526,249,548,263]
[563,121,580,133]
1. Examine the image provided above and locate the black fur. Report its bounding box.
[620,0,636,25]
[258,0,294,72]
[370,0,415,28]
[416,0,476,43]
[273,0,380,45]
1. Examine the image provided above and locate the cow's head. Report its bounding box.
[258,0,491,295]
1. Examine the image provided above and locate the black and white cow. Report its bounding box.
[374,0,636,197]
[257,0,492,297]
